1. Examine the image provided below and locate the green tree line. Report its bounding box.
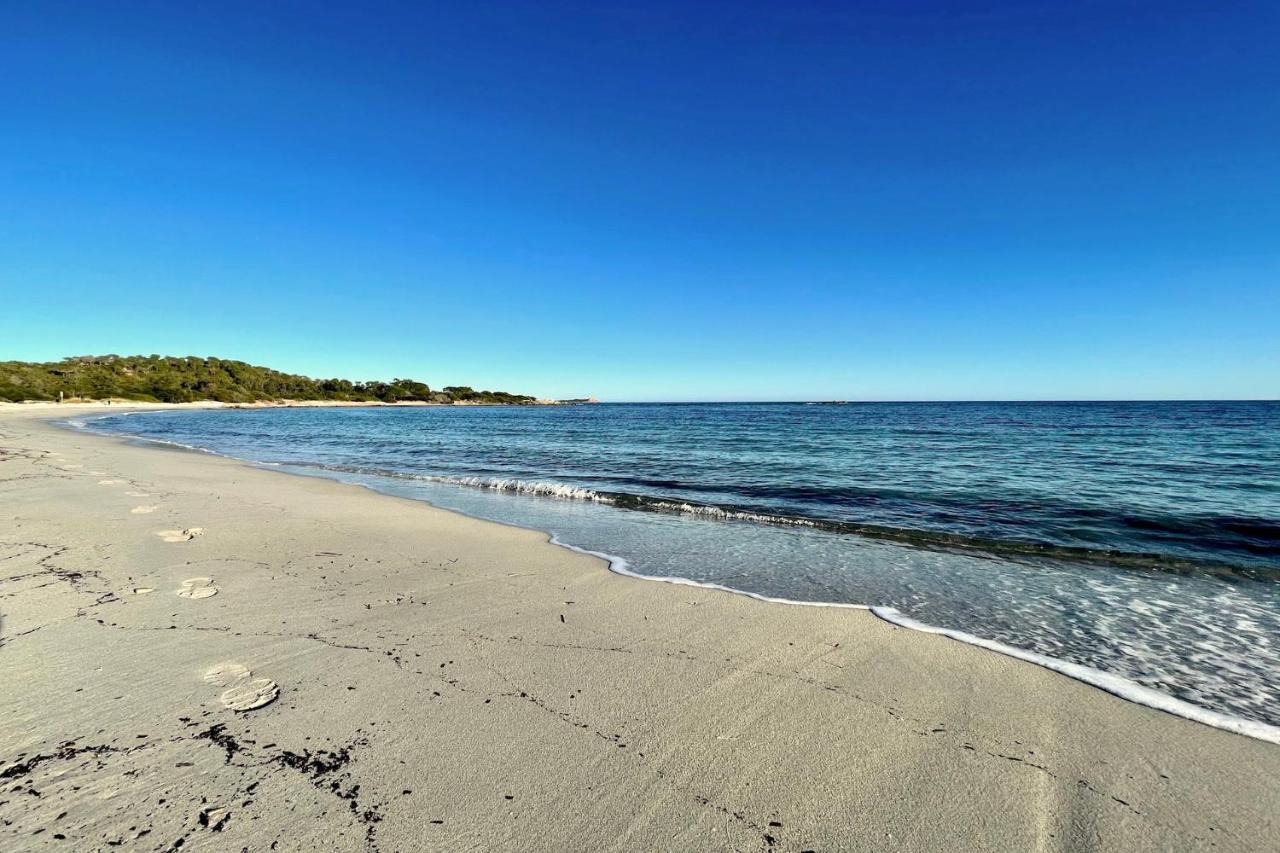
[0,355,537,405]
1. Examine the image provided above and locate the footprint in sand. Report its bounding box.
[176,577,218,599]
[157,528,204,543]
[199,806,231,832]
[131,505,160,514]
[203,662,280,712]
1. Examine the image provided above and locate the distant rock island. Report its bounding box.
[0,355,592,406]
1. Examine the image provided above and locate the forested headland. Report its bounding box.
[0,355,538,405]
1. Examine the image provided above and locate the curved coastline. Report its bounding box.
[63,406,1280,745]
[61,410,1279,584]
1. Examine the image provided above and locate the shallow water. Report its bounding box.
[81,402,1280,728]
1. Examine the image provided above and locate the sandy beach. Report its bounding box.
[1,404,1276,852]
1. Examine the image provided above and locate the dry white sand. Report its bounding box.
[0,404,1277,851]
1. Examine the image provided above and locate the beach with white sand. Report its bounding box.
[2,404,1276,851]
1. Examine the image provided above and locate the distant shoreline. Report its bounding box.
[1,354,595,406]
[0,397,597,409]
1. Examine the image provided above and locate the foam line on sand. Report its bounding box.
[869,607,1280,745]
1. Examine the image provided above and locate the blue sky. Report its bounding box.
[1,1,1276,401]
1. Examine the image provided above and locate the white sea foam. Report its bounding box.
[868,606,1280,744]
[419,475,610,502]
[415,476,822,529]
[639,499,820,528]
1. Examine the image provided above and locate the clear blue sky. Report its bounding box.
[2,1,1276,401]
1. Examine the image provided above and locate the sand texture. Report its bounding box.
[0,405,1276,851]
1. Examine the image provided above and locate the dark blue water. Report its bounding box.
[82,402,1280,727]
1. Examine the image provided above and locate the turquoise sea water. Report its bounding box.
[82,402,1280,728]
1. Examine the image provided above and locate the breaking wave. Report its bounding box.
[309,464,1280,582]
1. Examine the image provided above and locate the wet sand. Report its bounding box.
[1,404,1276,851]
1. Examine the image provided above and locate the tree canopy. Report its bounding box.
[0,355,537,405]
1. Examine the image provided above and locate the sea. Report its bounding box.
[76,401,1280,736]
